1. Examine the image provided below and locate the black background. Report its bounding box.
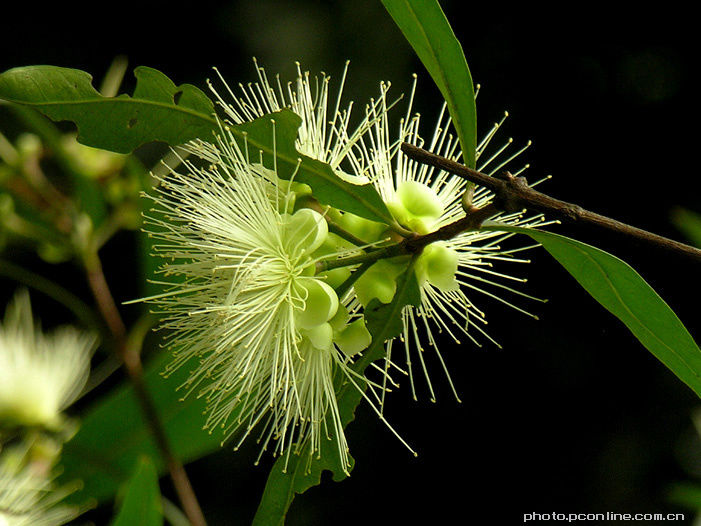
[2,1,700,524]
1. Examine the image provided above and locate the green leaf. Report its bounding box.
[228,110,395,225]
[381,0,477,168]
[0,65,217,154]
[252,258,421,525]
[60,349,221,505]
[0,65,394,225]
[111,456,163,526]
[671,207,701,248]
[483,224,701,397]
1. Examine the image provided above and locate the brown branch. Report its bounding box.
[83,251,208,526]
[401,142,701,264]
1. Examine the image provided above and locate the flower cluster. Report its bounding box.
[145,61,546,473]
[0,291,95,525]
[146,133,386,474]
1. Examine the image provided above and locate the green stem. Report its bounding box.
[317,203,500,274]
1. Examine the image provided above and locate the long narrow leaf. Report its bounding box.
[381,0,477,168]
[483,224,701,397]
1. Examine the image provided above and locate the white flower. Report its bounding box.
[143,127,394,474]
[351,78,551,402]
[0,445,84,526]
[208,58,388,183]
[0,291,95,431]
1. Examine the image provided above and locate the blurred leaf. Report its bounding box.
[111,456,163,526]
[667,481,701,510]
[6,105,111,227]
[252,258,421,525]
[671,207,701,248]
[60,349,221,505]
[381,0,477,168]
[484,224,701,398]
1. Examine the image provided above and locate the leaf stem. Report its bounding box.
[81,250,208,526]
[401,142,701,264]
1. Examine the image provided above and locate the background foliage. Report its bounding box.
[1,1,699,524]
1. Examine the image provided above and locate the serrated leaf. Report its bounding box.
[0,65,395,225]
[111,456,163,526]
[483,224,701,398]
[381,0,477,168]
[0,65,217,153]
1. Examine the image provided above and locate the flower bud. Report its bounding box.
[300,322,334,352]
[295,279,339,330]
[390,180,444,234]
[283,208,328,255]
[417,243,460,292]
[335,211,386,243]
[353,258,406,306]
[334,318,372,357]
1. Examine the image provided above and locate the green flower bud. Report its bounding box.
[283,208,328,255]
[392,180,445,234]
[328,303,350,331]
[334,318,372,357]
[416,243,460,292]
[335,211,387,243]
[300,322,334,352]
[295,279,339,329]
[353,258,406,306]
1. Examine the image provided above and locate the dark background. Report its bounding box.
[2,1,700,524]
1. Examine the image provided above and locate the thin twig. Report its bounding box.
[83,251,208,526]
[401,142,701,264]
